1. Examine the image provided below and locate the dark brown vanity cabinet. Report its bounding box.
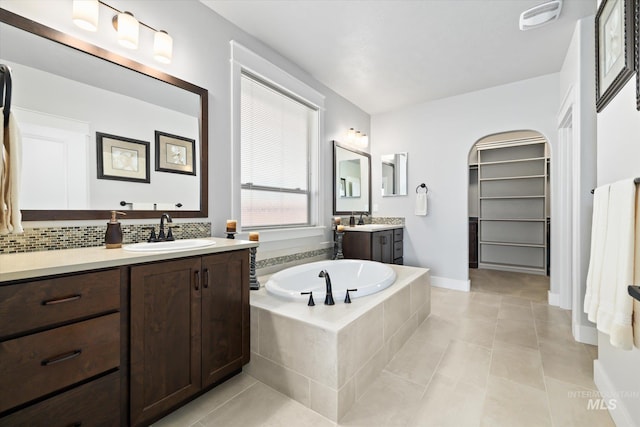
[0,269,124,426]
[130,250,249,426]
[343,228,403,264]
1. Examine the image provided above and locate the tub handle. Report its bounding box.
[344,288,358,304]
[301,291,315,306]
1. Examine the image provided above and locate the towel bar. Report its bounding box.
[629,286,640,302]
[591,177,640,194]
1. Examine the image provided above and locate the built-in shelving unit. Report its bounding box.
[476,136,549,275]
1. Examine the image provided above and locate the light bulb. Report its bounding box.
[154,30,173,64]
[72,0,99,32]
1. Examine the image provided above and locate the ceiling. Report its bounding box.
[201,0,597,115]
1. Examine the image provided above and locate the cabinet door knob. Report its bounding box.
[195,270,200,291]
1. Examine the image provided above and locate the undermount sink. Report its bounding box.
[123,239,216,252]
[348,224,402,232]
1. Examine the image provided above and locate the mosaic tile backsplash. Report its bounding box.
[0,222,211,254]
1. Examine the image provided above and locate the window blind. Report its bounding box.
[240,74,315,228]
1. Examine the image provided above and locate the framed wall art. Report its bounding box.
[155,131,196,175]
[595,0,635,112]
[97,132,150,183]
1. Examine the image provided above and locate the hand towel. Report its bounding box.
[596,179,636,350]
[415,192,427,216]
[0,109,23,235]
[584,185,610,321]
[131,202,155,210]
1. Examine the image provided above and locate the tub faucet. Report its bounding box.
[318,270,335,305]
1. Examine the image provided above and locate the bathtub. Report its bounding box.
[264,259,396,301]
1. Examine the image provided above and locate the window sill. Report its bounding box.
[236,226,326,243]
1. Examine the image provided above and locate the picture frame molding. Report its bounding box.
[595,0,635,112]
[96,132,150,183]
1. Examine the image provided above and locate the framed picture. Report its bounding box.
[635,0,640,111]
[155,131,196,175]
[595,0,635,112]
[97,132,150,183]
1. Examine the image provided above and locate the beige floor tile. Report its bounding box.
[498,302,534,321]
[452,316,496,348]
[339,371,424,426]
[495,318,538,349]
[490,341,545,390]
[436,340,492,389]
[471,292,502,307]
[531,302,571,325]
[408,374,485,427]
[462,300,500,321]
[410,313,458,348]
[384,329,448,386]
[153,373,257,426]
[535,318,575,345]
[545,376,615,427]
[480,376,551,427]
[199,382,334,427]
[539,340,597,390]
[501,295,533,307]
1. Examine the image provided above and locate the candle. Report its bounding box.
[249,232,259,241]
[334,217,341,225]
[337,225,345,232]
[226,220,236,233]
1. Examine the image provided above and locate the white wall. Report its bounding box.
[1,0,370,257]
[371,74,559,286]
[594,75,640,427]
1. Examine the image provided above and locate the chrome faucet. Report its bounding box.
[318,270,335,305]
[158,213,174,241]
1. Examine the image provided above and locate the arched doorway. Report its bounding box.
[468,130,551,277]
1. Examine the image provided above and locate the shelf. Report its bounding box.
[479,195,544,200]
[480,241,545,248]
[478,157,546,166]
[479,218,546,222]
[479,175,546,182]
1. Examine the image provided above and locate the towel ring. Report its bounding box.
[416,183,428,194]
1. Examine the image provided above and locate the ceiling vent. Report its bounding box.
[519,0,563,31]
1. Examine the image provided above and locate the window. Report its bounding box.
[240,74,318,229]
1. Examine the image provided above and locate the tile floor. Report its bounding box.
[154,269,615,427]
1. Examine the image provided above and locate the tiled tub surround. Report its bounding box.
[0,222,212,254]
[248,264,430,421]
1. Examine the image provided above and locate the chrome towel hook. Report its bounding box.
[416,183,428,194]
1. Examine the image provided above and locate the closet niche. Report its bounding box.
[468,130,550,275]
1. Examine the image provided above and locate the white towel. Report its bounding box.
[595,179,636,350]
[0,109,23,235]
[584,185,610,321]
[131,202,155,210]
[415,192,427,216]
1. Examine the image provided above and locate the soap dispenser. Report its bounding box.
[105,211,126,249]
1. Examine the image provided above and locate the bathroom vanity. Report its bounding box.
[0,238,255,426]
[342,224,403,264]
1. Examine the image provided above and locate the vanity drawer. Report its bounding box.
[394,241,403,258]
[393,228,403,242]
[0,313,120,413]
[0,371,120,427]
[0,269,120,339]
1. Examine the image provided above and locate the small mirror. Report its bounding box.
[381,152,408,196]
[333,141,371,215]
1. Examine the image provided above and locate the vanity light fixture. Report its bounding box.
[72,0,99,31]
[72,0,173,63]
[346,128,369,148]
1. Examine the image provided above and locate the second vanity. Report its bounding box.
[341,224,404,264]
[0,238,256,427]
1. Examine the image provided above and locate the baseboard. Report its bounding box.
[573,324,597,345]
[431,276,470,292]
[547,291,560,306]
[594,360,636,427]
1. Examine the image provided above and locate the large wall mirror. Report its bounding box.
[0,9,208,220]
[381,152,408,196]
[333,141,371,215]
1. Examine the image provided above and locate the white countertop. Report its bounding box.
[341,224,403,232]
[0,237,258,283]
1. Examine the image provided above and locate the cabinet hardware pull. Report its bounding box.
[195,270,200,291]
[203,268,209,288]
[42,294,81,306]
[41,349,82,366]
